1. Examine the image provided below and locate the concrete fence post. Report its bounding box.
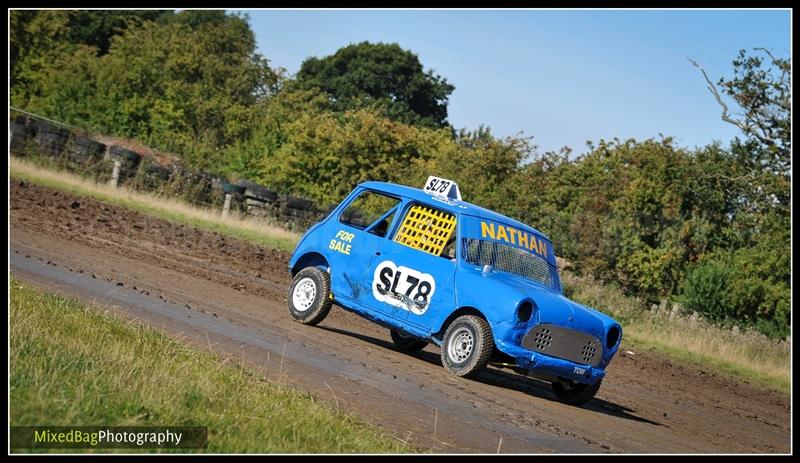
[109,160,121,188]
[222,193,232,219]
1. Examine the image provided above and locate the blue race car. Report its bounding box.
[287,176,622,405]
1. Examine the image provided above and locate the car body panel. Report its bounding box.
[288,182,623,385]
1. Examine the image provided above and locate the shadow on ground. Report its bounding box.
[317,323,663,427]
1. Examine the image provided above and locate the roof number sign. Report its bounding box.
[423,176,462,201]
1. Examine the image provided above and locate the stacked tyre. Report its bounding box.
[108,145,142,182]
[220,180,245,214]
[222,180,245,196]
[9,116,34,155]
[280,195,324,230]
[239,180,279,218]
[282,195,314,218]
[34,120,70,157]
[137,161,172,191]
[147,163,171,181]
[70,136,106,164]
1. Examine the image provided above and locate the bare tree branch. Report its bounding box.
[688,57,775,147]
[754,47,779,65]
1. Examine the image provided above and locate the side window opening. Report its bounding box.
[339,190,401,237]
[366,206,398,237]
[393,204,457,259]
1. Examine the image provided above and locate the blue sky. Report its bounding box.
[241,9,790,155]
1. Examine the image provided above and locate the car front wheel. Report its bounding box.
[287,267,333,326]
[440,315,494,378]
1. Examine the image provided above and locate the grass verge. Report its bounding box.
[11,158,790,394]
[10,157,300,253]
[561,271,790,393]
[9,278,412,453]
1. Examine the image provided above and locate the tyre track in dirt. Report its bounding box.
[9,180,790,453]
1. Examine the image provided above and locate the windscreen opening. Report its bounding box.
[461,238,561,292]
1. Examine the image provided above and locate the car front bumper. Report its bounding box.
[497,341,606,385]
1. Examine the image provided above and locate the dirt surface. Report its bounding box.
[9,179,791,453]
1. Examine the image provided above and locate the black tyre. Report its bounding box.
[10,121,28,136]
[10,123,32,154]
[390,329,428,352]
[35,123,70,155]
[71,136,106,161]
[146,163,171,181]
[242,182,278,203]
[285,195,313,210]
[247,189,279,203]
[12,115,29,126]
[287,267,333,326]
[109,145,142,165]
[552,378,602,406]
[245,197,268,208]
[440,315,494,378]
[223,181,246,195]
[284,206,310,218]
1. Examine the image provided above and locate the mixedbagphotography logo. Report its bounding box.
[10,426,207,449]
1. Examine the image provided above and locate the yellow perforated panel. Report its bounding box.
[394,205,456,256]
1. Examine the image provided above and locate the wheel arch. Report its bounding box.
[432,306,490,344]
[290,252,330,277]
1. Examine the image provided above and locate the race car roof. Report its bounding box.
[359,181,551,241]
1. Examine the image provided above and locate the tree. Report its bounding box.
[689,48,790,175]
[95,13,279,166]
[296,42,455,129]
[685,48,790,338]
[257,107,455,206]
[18,11,280,170]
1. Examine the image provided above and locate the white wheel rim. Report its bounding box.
[292,277,317,312]
[447,327,474,363]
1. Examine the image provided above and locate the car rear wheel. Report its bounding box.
[390,329,428,352]
[287,267,333,326]
[552,378,602,406]
[440,315,494,378]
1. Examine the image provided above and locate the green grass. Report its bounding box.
[11,158,790,394]
[10,157,300,253]
[9,278,413,453]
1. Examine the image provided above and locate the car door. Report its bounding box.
[366,202,458,333]
[328,189,403,304]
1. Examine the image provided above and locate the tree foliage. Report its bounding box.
[296,41,455,128]
[257,107,455,206]
[14,11,279,170]
[63,10,173,55]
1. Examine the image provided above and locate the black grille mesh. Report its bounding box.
[461,238,561,292]
[522,324,602,367]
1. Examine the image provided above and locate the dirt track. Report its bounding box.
[9,179,791,453]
